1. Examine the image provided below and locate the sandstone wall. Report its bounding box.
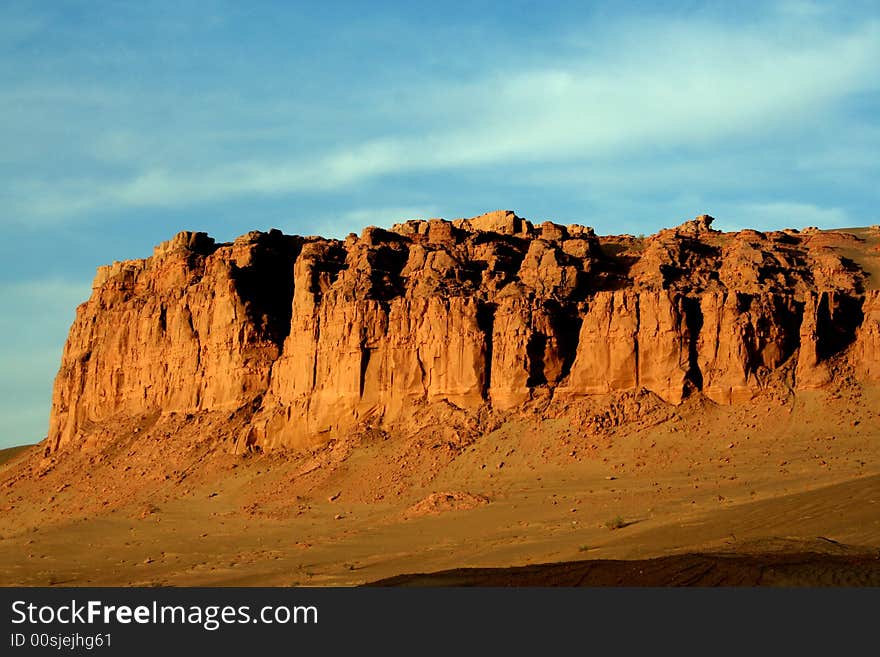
[853,290,880,381]
[47,212,878,451]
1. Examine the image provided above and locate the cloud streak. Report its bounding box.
[5,13,878,224]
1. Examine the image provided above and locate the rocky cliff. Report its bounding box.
[47,211,880,453]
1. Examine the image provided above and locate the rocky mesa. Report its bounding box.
[46,211,880,454]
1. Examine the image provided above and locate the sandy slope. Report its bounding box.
[0,445,32,468]
[0,385,878,586]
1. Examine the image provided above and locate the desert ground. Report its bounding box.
[3,220,879,586]
[1,384,878,586]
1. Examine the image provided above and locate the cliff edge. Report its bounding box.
[46,211,880,453]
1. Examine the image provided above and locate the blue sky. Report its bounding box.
[1,0,878,447]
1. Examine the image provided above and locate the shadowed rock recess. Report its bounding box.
[47,211,880,453]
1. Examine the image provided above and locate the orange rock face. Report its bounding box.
[48,230,300,451]
[47,213,878,452]
[854,290,880,382]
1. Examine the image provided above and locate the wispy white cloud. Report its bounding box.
[6,14,878,224]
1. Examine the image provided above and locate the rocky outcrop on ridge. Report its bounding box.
[46,210,879,453]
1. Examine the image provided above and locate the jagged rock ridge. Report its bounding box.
[47,211,880,452]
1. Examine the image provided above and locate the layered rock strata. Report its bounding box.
[47,211,877,452]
